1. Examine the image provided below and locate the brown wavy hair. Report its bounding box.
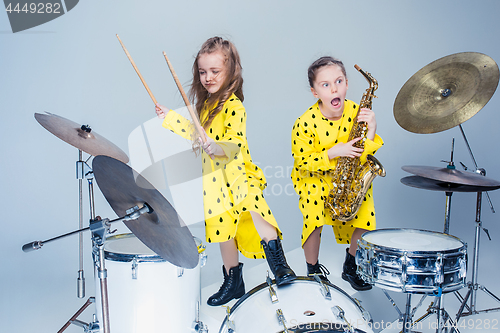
[189,37,244,129]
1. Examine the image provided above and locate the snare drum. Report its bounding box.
[356,228,466,294]
[95,233,206,333]
[219,277,373,333]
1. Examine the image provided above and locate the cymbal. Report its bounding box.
[402,165,500,188]
[35,112,129,163]
[401,175,500,193]
[92,155,199,269]
[394,52,499,133]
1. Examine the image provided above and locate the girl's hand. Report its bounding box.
[155,103,169,119]
[198,128,226,158]
[357,107,377,140]
[328,137,364,159]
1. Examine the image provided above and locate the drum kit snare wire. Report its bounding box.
[20,45,500,333]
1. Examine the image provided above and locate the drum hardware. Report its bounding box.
[35,111,130,299]
[223,305,236,333]
[276,309,290,333]
[267,272,279,303]
[357,229,467,333]
[331,306,354,333]
[312,274,331,300]
[57,297,98,333]
[219,277,374,333]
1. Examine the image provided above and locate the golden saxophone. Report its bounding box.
[324,64,386,221]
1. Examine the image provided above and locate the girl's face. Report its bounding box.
[198,51,227,94]
[311,65,348,117]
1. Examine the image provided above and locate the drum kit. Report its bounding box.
[355,51,500,333]
[22,50,500,333]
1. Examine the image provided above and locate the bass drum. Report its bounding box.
[219,277,373,333]
[356,228,467,294]
[95,233,207,333]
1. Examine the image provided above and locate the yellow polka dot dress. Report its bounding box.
[291,100,384,246]
[163,94,280,259]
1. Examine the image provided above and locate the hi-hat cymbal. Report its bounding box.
[394,52,499,134]
[401,175,500,193]
[92,155,199,269]
[35,112,129,163]
[402,165,500,188]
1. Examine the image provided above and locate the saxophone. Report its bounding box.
[324,65,386,221]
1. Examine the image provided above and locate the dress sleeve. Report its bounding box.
[162,110,195,140]
[360,134,384,164]
[216,100,246,161]
[291,118,331,172]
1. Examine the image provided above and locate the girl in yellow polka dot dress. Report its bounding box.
[291,56,383,291]
[156,37,296,306]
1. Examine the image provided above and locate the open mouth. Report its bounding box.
[331,97,341,107]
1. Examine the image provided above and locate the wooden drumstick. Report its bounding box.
[116,34,157,105]
[162,51,206,143]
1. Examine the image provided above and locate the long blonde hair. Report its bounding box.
[189,37,244,129]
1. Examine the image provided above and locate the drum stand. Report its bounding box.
[383,290,459,333]
[23,201,152,333]
[454,125,500,319]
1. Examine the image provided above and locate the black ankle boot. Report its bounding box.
[207,263,245,306]
[341,248,371,291]
[307,261,330,283]
[261,238,297,286]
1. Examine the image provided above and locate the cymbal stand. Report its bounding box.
[76,150,96,299]
[454,124,500,319]
[23,204,152,333]
[441,138,456,234]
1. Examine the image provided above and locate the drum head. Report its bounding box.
[361,228,464,252]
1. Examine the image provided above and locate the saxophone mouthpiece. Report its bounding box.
[354,64,361,71]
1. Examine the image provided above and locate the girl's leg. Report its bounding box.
[207,238,244,306]
[303,226,322,265]
[250,211,278,243]
[349,228,368,256]
[219,238,239,274]
[250,211,296,285]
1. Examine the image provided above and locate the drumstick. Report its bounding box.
[162,51,206,143]
[116,34,158,105]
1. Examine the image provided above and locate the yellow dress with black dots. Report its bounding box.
[162,94,281,259]
[291,100,384,246]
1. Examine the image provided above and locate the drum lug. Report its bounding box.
[131,257,138,279]
[276,309,290,333]
[353,297,372,323]
[435,254,444,285]
[313,274,331,300]
[401,252,408,293]
[331,306,355,333]
[266,272,278,304]
[223,305,236,332]
[178,267,185,277]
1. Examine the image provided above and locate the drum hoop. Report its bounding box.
[219,276,370,333]
[359,228,466,255]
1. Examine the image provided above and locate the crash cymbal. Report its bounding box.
[401,175,500,193]
[35,112,129,163]
[402,165,500,188]
[394,52,499,133]
[92,155,199,269]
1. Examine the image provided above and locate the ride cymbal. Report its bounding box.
[35,112,129,163]
[401,175,500,193]
[394,52,499,134]
[92,155,199,269]
[402,165,500,188]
